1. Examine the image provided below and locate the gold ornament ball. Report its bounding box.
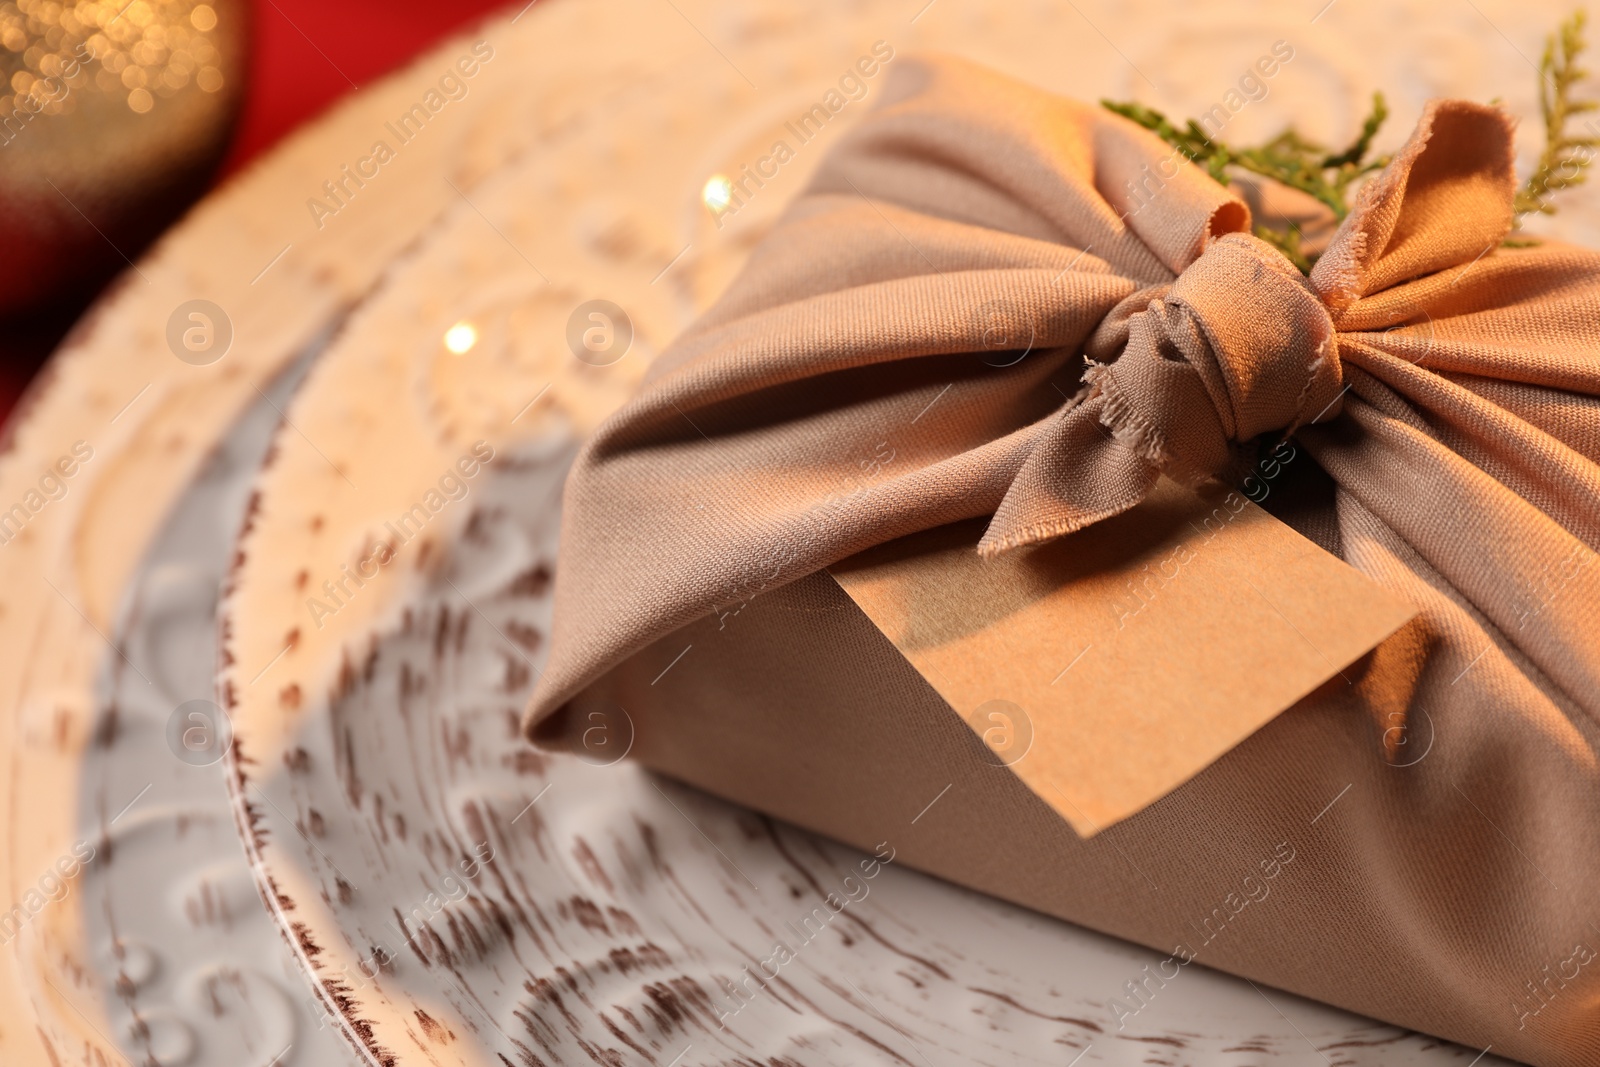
[0,0,248,316]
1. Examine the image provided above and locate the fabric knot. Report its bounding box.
[1087,232,1342,487]
[977,232,1343,556]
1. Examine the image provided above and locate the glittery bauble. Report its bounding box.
[0,0,247,315]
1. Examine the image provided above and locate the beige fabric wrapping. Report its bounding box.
[525,56,1600,1063]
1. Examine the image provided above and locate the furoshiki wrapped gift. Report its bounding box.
[523,55,1600,1065]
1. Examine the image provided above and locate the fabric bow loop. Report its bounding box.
[981,233,1342,554]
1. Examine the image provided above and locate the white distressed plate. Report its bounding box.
[71,366,359,1067]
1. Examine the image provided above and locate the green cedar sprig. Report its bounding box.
[1101,94,1390,272]
[1102,10,1596,269]
[1513,10,1599,222]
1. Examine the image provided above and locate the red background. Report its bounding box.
[1,0,510,420]
[221,0,509,176]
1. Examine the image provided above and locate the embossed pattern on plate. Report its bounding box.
[72,368,359,1067]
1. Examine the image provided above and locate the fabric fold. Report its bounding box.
[525,56,1600,731]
